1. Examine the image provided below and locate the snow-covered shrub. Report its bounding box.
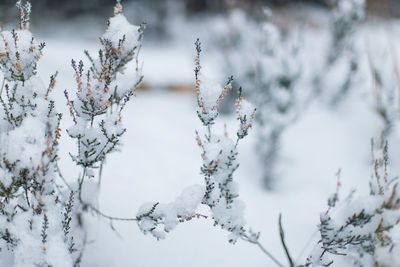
[0,0,145,265]
[137,39,260,245]
[60,2,145,262]
[253,22,304,189]
[316,0,365,105]
[212,9,306,188]
[65,0,144,202]
[0,1,76,266]
[331,0,365,59]
[303,140,400,267]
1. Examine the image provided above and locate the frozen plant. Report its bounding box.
[303,139,400,267]
[0,1,76,266]
[254,21,303,189]
[316,0,365,105]
[136,39,256,243]
[212,9,307,188]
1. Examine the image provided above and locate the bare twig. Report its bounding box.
[0,77,5,96]
[78,168,87,201]
[279,214,295,267]
[84,202,137,222]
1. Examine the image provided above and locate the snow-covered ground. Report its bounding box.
[0,0,398,262]
[25,21,400,265]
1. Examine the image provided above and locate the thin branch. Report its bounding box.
[279,214,295,267]
[0,77,5,96]
[98,159,105,190]
[55,162,74,192]
[78,168,87,201]
[84,202,137,222]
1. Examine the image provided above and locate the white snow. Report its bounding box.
[2,4,400,267]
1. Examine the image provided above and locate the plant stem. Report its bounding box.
[0,78,5,96]
[98,159,105,189]
[279,214,295,267]
[85,202,137,222]
[78,168,87,201]
[241,233,285,267]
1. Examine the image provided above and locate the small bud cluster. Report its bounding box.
[194,39,233,126]
[0,1,44,82]
[236,88,256,139]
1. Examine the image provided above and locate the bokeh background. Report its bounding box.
[2,0,400,266]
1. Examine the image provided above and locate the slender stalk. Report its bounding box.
[0,77,5,96]
[255,241,285,267]
[98,159,105,189]
[241,233,285,267]
[56,162,74,192]
[279,214,294,267]
[78,168,87,201]
[85,202,137,222]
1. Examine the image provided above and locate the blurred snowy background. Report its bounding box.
[2,0,400,266]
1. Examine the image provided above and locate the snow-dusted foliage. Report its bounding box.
[303,140,400,267]
[0,1,75,266]
[65,0,144,202]
[212,9,305,188]
[137,39,259,244]
[316,0,365,104]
